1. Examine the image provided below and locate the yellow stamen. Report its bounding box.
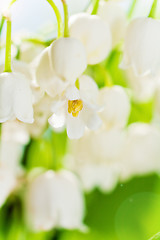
[68,100,83,117]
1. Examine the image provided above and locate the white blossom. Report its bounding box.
[49,75,102,139]
[34,38,87,97]
[120,123,160,181]
[98,86,130,129]
[0,167,17,207]
[27,94,52,138]
[120,17,160,77]
[98,1,127,46]
[126,68,157,102]
[69,13,112,65]
[0,71,34,123]
[67,129,126,192]
[26,170,85,231]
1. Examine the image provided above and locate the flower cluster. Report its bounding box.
[1,0,160,235]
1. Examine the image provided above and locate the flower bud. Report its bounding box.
[69,13,112,65]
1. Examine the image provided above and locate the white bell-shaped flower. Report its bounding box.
[126,68,157,103]
[120,17,160,77]
[98,1,127,46]
[0,167,17,207]
[0,72,34,123]
[120,123,160,180]
[27,94,52,138]
[34,38,87,97]
[0,137,24,207]
[68,128,126,192]
[98,86,130,129]
[69,13,112,65]
[49,75,102,139]
[26,170,85,231]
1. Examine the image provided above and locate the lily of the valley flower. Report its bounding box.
[34,37,87,98]
[98,1,127,47]
[120,123,160,181]
[120,17,160,77]
[49,75,102,139]
[126,68,157,103]
[69,13,112,65]
[0,167,17,207]
[98,86,130,129]
[26,170,85,231]
[27,94,52,138]
[68,128,126,192]
[0,71,34,123]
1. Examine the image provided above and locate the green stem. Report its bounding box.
[0,17,5,37]
[4,18,12,73]
[9,0,18,7]
[128,0,138,18]
[91,0,100,15]
[98,64,113,87]
[46,0,63,38]
[148,0,158,18]
[61,0,69,37]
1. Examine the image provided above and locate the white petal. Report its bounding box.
[66,114,85,139]
[0,168,16,207]
[121,17,160,77]
[49,38,87,82]
[98,1,127,47]
[98,86,130,129]
[52,170,85,230]
[79,75,99,103]
[49,112,66,129]
[69,13,112,65]
[26,171,58,231]
[0,72,14,122]
[81,104,102,130]
[65,86,80,100]
[13,72,34,123]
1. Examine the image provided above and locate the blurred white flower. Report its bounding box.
[20,42,45,63]
[68,129,126,192]
[0,167,17,207]
[120,17,160,77]
[120,123,160,181]
[26,170,85,231]
[0,71,34,123]
[34,38,87,97]
[126,68,157,102]
[2,120,29,144]
[98,1,127,47]
[69,13,112,65]
[0,136,25,207]
[49,75,102,139]
[27,94,52,138]
[98,86,130,129]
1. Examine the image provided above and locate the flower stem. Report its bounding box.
[148,0,158,19]
[46,0,63,38]
[61,0,69,37]
[91,0,100,15]
[128,0,138,18]
[0,17,5,37]
[4,18,12,73]
[9,0,18,7]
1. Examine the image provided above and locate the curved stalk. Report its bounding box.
[46,0,63,38]
[61,0,69,37]
[91,0,100,15]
